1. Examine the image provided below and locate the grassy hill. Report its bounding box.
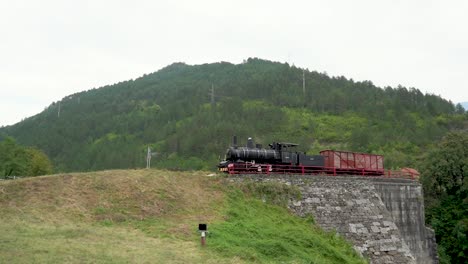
[0,170,365,263]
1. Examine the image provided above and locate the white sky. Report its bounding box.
[1,0,467,127]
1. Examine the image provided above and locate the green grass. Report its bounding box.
[0,170,366,263]
[208,189,366,264]
[0,221,224,264]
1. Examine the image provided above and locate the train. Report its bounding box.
[218,136,385,176]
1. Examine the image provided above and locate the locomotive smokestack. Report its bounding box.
[232,135,238,148]
[247,137,254,148]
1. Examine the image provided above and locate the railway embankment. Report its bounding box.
[228,175,438,264]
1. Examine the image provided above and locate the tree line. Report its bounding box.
[0,135,53,178]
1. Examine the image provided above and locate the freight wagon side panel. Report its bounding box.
[320,150,384,170]
[320,150,333,168]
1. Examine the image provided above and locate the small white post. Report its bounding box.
[201,231,206,246]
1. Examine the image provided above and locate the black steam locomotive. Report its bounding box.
[218,136,324,173]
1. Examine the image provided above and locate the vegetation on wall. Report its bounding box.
[209,188,365,264]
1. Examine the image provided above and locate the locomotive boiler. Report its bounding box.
[218,136,325,172]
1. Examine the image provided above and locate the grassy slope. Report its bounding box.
[0,170,365,263]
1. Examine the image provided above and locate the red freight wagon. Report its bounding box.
[319,150,384,174]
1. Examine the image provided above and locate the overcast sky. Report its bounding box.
[1,0,467,127]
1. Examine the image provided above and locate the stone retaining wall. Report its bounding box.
[227,175,438,264]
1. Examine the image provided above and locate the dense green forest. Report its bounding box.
[0,58,466,172]
[420,132,468,264]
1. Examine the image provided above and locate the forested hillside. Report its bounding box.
[1,58,466,172]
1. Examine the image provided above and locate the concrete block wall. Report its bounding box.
[373,180,439,263]
[228,175,438,264]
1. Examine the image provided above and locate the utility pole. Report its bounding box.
[146,146,151,169]
[210,83,215,108]
[58,101,61,118]
[302,70,306,97]
[302,70,306,106]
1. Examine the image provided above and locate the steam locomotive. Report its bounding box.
[218,136,385,176]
